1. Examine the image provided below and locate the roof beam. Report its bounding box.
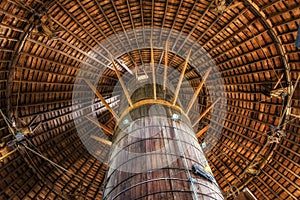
[90,135,112,146]
[163,41,169,92]
[107,0,136,65]
[0,23,24,32]
[172,49,191,105]
[6,23,34,121]
[84,79,119,120]
[192,97,220,127]
[196,125,210,138]
[85,115,114,136]
[26,38,101,71]
[0,8,29,23]
[110,57,133,107]
[150,36,156,100]
[186,68,212,114]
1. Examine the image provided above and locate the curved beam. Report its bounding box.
[6,1,56,120]
[243,0,291,83]
[226,1,293,197]
[6,23,34,119]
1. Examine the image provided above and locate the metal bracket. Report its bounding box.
[268,135,280,144]
[268,126,286,144]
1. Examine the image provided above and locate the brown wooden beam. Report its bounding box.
[110,57,133,107]
[90,135,112,146]
[163,41,169,92]
[196,125,210,138]
[192,97,220,127]
[84,79,119,120]
[0,8,29,22]
[186,68,212,114]
[0,23,24,32]
[150,36,156,100]
[172,49,191,105]
[85,115,114,136]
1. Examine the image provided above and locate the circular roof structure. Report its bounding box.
[0,0,299,199]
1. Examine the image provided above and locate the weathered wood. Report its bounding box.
[186,68,212,114]
[192,97,221,127]
[110,57,133,107]
[1,0,299,199]
[150,37,156,100]
[90,135,112,146]
[85,115,114,136]
[163,41,169,92]
[196,124,209,138]
[172,49,191,105]
[84,79,119,120]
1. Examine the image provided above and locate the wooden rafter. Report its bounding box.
[192,97,221,127]
[1,0,300,199]
[163,41,169,92]
[110,56,133,108]
[196,124,210,138]
[84,79,119,120]
[150,36,156,100]
[186,68,212,114]
[85,115,114,136]
[172,49,191,105]
[90,135,112,146]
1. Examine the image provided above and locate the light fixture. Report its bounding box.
[202,141,207,149]
[122,119,129,125]
[172,113,180,120]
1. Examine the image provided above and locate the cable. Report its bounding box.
[21,145,70,199]
[238,115,298,144]
[22,144,102,190]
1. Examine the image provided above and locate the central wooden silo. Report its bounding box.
[103,80,224,200]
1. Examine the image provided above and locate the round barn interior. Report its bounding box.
[0,0,300,199]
